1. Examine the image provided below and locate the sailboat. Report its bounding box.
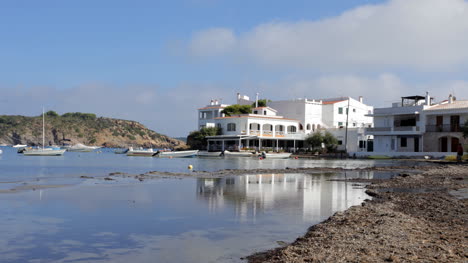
[23,109,66,156]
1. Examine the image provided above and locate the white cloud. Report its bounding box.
[189,28,236,57]
[189,0,468,70]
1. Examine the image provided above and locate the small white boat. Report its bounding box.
[155,150,199,158]
[22,108,65,156]
[197,151,222,157]
[68,143,96,152]
[114,148,129,154]
[0,149,3,154]
[23,148,66,156]
[126,147,155,157]
[223,150,256,157]
[259,152,292,159]
[12,144,27,148]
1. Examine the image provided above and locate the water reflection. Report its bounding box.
[197,173,368,223]
[1,173,369,263]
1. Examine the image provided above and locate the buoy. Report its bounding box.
[295,156,299,159]
[188,165,193,170]
[259,157,263,160]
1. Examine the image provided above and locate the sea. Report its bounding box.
[0,146,423,263]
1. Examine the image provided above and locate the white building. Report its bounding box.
[364,93,468,157]
[197,94,374,152]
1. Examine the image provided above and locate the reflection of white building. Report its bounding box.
[197,94,373,152]
[196,173,370,223]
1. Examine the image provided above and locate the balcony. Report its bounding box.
[366,126,420,134]
[426,125,461,132]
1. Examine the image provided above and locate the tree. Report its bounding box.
[251,99,270,108]
[44,111,59,117]
[186,127,221,150]
[305,131,339,153]
[221,105,252,116]
[305,131,323,150]
[462,120,468,139]
[323,131,338,152]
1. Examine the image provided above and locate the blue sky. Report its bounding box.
[1,0,468,137]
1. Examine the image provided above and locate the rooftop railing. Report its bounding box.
[426,125,461,132]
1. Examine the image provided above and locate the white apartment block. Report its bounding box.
[197,94,374,152]
[364,93,468,157]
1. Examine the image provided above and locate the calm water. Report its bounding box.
[0,146,419,263]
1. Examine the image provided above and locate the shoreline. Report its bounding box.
[246,164,468,263]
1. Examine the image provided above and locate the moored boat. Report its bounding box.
[126,147,155,157]
[197,151,222,157]
[223,150,256,157]
[259,152,292,159]
[68,143,96,152]
[23,148,66,156]
[22,108,65,156]
[12,144,27,148]
[155,150,199,158]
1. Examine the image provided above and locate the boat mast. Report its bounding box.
[42,107,45,150]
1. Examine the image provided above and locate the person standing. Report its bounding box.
[457,143,464,163]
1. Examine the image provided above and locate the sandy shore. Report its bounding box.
[247,164,468,263]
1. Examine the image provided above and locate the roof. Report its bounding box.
[425,100,468,111]
[322,100,347,105]
[214,115,299,121]
[252,106,278,112]
[402,95,425,100]
[198,106,226,110]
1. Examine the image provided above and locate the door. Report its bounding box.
[450,116,460,132]
[414,137,420,152]
[436,116,443,131]
[440,137,448,152]
[451,137,460,153]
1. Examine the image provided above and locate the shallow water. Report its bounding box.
[0,146,418,263]
[1,173,371,263]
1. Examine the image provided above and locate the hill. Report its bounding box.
[0,111,187,149]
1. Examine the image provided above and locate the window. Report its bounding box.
[346,108,349,114]
[288,126,297,133]
[338,107,343,114]
[353,123,356,127]
[264,111,267,115]
[401,137,407,147]
[338,122,343,127]
[353,108,356,113]
[306,124,311,130]
[254,110,258,114]
[227,123,236,131]
[359,140,366,148]
[216,123,221,129]
[338,140,343,145]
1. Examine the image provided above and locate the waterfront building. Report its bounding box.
[197,94,374,152]
[365,93,468,156]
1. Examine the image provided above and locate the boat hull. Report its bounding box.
[197,151,222,157]
[156,150,199,158]
[23,149,66,156]
[223,150,255,157]
[126,151,155,157]
[261,153,292,159]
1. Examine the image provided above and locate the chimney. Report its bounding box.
[255,93,259,108]
[425,91,431,106]
[210,99,214,106]
[359,96,363,103]
[449,94,454,104]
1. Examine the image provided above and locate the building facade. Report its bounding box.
[365,93,468,156]
[197,94,374,152]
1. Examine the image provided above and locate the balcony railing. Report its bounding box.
[366,126,419,133]
[426,125,461,132]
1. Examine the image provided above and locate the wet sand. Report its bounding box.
[247,164,468,263]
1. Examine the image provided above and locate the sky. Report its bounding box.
[1,0,468,137]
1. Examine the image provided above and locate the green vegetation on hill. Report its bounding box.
[0,112,187,149]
